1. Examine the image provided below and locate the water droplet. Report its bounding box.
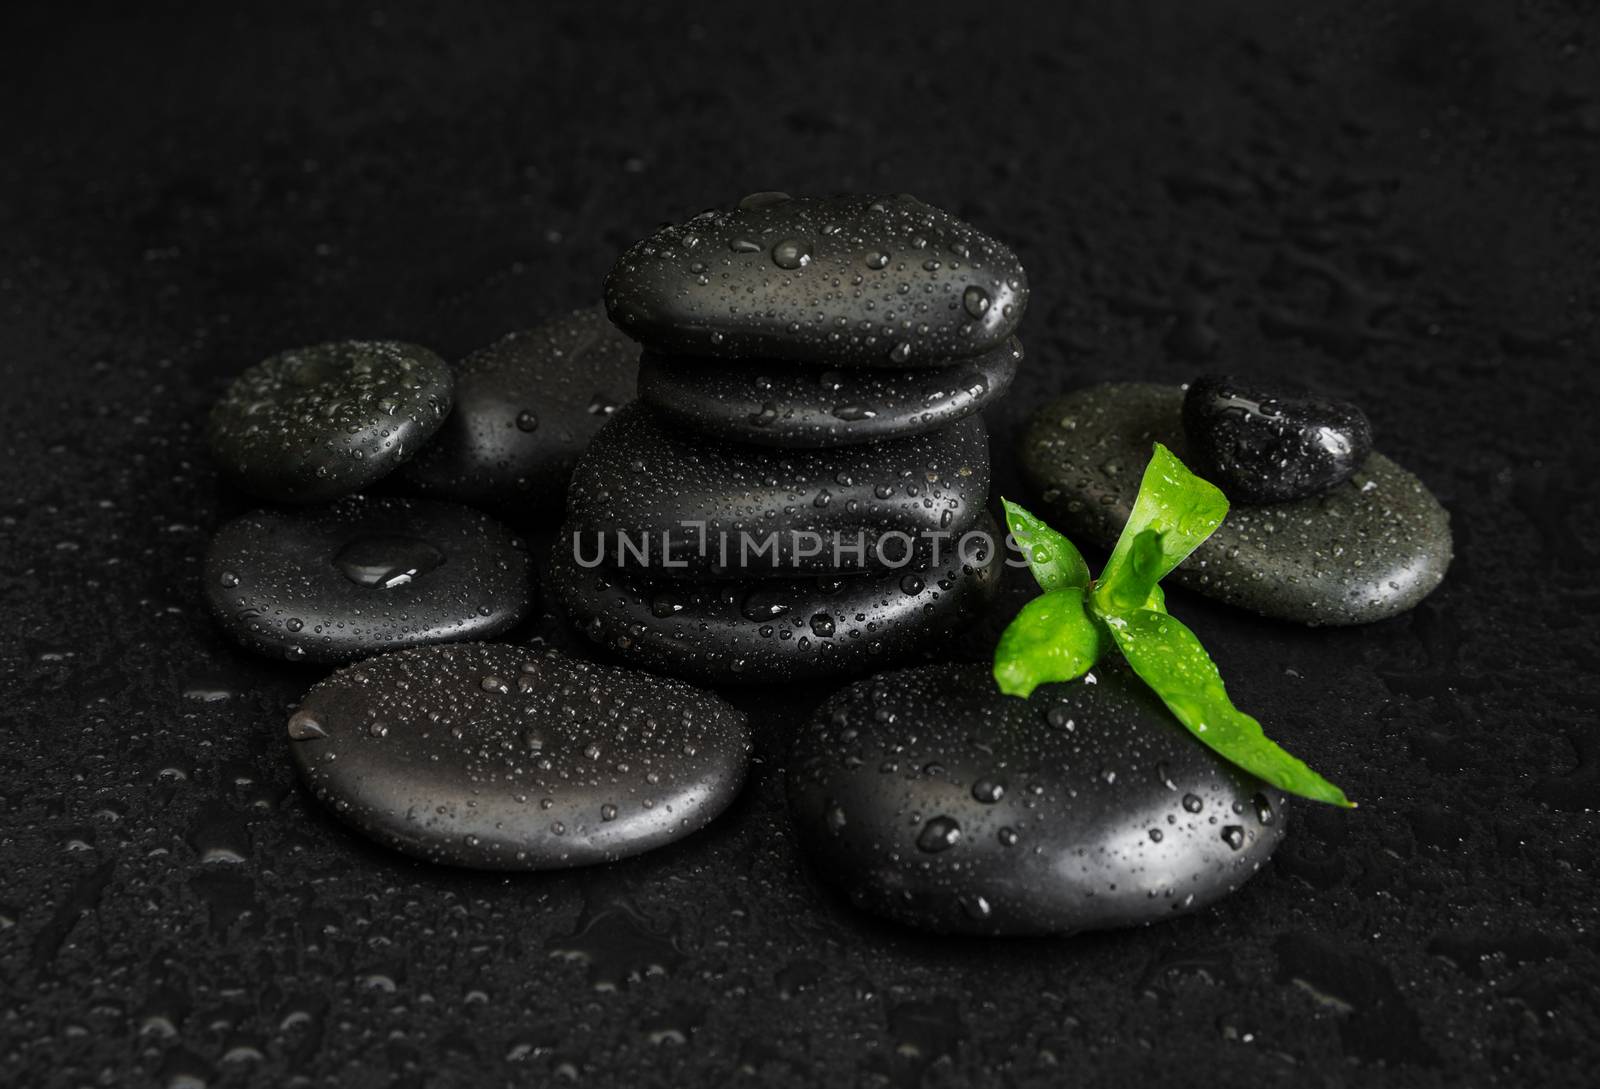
[888,341,913,364]
[1221,825,1246,851]
[287,711,326,740]
[515,410,539,432]
[738,191,792,210]
[865,251,889,270]
[771,238,813,270]
[962,285,992,318]
[971,779,1004,804]
[916,816,961,853]
[335,535,445,589]
[809,613,836,638]
[1183,793,1204,813]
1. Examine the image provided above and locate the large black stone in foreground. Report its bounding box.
[289,645,751,870]
[787,661,1288,936]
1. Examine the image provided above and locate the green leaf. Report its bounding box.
[1094,443,1227,615]
[1001,498,1091,592]
[1103,607,1353,807]
[993,587,1103,699]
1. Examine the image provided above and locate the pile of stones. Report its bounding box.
[550,193,1029,684]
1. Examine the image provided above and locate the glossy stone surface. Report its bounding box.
[1182,373,1374,503]
[207,340,453,503]
[398,307,638,519]
[549,514,1002,684]
[604,193,1028,367]
[289,645,750,869]
[204,496,532,661]
[1020,384,1451,625]
[787,661,1288,936]
[637,337,1021,448]
[566,403,990,578]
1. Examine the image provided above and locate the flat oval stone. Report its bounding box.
[637,337,1021,448]
[205,496,533,662]
[398,308,638,519]
[288,645,750,870]
[547,515,1002,684]
[566,403,990,579]
[604,193,1028,367]
[787,661,1288,936]
[208,340,452,503]
[1182,373,1374,503]
[1020,383,1451,625]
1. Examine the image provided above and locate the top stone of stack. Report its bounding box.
[604,193,1028,367]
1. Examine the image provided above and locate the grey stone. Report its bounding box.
[1019,383,1452,625]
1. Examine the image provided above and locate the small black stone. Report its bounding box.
[566,403,991,578]
[1182,373,1374,503]
[548,515,1003,684]
[398,307,638,519]
[205,496,533,662]
[207,340,452,503]
[288,645,750,870]
[786,661,1288,936]
[1019,383,1451,625]
[637,337,1021,448]
[605,193,1028,367]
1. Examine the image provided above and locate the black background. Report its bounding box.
[3,3,1597,1086]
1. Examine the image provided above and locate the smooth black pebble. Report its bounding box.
[605,192,1028,367]
[399,307,638,519]
[1020,383,1451,625]
[548,514,1003,684]
[787,661,1288,936]
[1182,373,1373,503]
[566,403,991,578]
[208,340,452,503]
[288,645,750,869]
[637,337,1021,448]
[205,496,533,662]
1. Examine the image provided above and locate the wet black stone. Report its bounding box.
[548,515,1002,684]
[398,307,638,520]
[1182,373,1374,503]
[786,661,1288,936]
[604,193,1028,367]
[204,496,533,662]
[207,340,453,503]
[288,645,750,870]
[566,403,990,578]
[637,337,1021,448]
[1020,383,1452,625]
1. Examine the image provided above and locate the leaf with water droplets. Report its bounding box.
[993,587,1102,698]
[1000,498,1090,592]
[1094,442,1227,614]
[1103,607,1352,807]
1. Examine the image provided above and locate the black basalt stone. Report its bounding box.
[604,193,1028,367]
[204,496,533,662]
[1020,383,1452,626]
[398,307,638,519]
[1182,373,1374,503]
[207,340,453,503]
[288,645,750,870]
[786,661,1288,936]
[548,514,1003,684]
[566,403,991,578]
[637,337,1021,448]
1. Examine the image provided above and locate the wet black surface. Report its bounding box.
[2,3,1597,1086]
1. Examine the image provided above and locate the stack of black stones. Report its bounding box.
[549,193,1030,684]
